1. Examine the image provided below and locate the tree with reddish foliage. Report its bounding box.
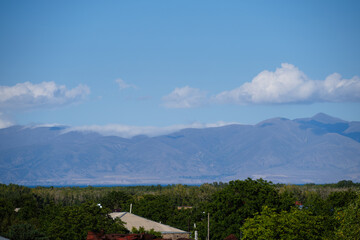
[224,234,239,240]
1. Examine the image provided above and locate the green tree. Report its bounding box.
[100,191,132,211]
[0,197,15,234]
[333,193,360,239]
[133,195,174,224]
[0,184,43,234]
[200,178,280,240]
[278,189,297,211]
[167,208,195,233]
[131,226,162,238]
[241,206,327,240]
[327,189,357,210]
[44,201,127,240]
[7,223,48,240]
[336,180,357,188]
[302,191,330,216]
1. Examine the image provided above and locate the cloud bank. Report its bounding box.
[162,86,207,108]
[0,81,90,109]
[65,121,236,138]
[163,63,360,108]
[0,81,90,129]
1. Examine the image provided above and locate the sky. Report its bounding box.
[0,0,360,137]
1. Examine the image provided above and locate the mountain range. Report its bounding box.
[1,113,360,185]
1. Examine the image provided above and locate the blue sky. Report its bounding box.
[0,0,359,136]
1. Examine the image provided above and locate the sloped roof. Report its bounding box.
[110,212,187,234]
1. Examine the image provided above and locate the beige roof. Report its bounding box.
[110,212,187,234]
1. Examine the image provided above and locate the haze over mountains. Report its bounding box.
[1,113,359,185]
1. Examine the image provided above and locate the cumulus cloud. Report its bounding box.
[65,121,236,138]
[0,81,90,109]
[215,63,360,104]
[163,63,360,108]
[115,79,137,90]
[320,73,360,102]
[162,86,207,108]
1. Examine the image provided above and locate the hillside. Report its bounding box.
[0,113,359,185]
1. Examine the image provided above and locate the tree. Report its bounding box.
[241,206,327,240]
[6,223,48,240]
[0,184,42,235]
[199,178,280,240]
[133,195,175,224]
[336,180,357,188]
[131,226,162,238]
[0,197,15,234]
[302,191,329,216]
[278,188,297,211]
[44,201,128,240]
[100,191,132,211]
[333,193,360,239]
[327,189,357,210]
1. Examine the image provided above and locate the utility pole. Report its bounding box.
[207,212,210,240]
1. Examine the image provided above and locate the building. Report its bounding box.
[110,212,190,240]
[87,232,164,240]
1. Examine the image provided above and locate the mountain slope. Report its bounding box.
[0,113,359,185]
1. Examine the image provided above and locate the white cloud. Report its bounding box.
[26,123,64,128]
[215,63,360,104]
[64,121,237,138]
[162,86,207,108]
[0,81,90,109]
[320,73,360,102]
[162,63,360,108]
[115,79,137,90]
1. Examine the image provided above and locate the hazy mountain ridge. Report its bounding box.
[1,113,360,185]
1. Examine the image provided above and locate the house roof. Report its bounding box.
[109,212,188,234]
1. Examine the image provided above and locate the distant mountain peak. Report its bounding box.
[256,117,291,127]
[311,113,346,124]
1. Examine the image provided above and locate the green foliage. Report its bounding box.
[0,197,15,234]
[131,226,162,238]
[43,201,128,240]
[327,189,357,210]
[100,190,132,210]
[278,189,297,211]
[0,184,41,235]
[302,191,329,216]
[333,193,360,239]
[336,180,359,188]
[241,206,327,240]
[201,178,280,240]
[0,184,32,205]
[7,223,48,240]
[1,181,360,240]
[167,207,196,233]
[133,195,174,224]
